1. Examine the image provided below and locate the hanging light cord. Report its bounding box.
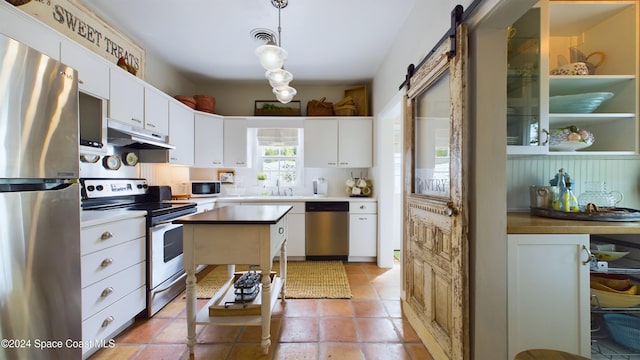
[276,0,284,47]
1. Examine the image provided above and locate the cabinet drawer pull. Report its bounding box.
[132,118,142,124]
[360,205,365,209]
[147,123,155,128]
[170,157,178,161]
[100,287,114,297]
[100,231,113,240]
[359,217,366,220]
[581,244,593,265]
[278,227,284,234]
[100,258,114,268]
[101,316,114,328]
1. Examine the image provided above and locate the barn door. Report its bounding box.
[402,19,469,360]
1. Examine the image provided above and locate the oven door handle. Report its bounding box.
[152,272,187,296]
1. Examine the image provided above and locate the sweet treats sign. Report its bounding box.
[7,0,145,78]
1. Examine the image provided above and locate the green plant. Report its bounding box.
[257,172,267,180]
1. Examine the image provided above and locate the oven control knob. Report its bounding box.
[96,185,104,191]
[87,185,95,192]
[137,184,144,189]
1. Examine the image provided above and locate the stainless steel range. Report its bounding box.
[80,178,197,316]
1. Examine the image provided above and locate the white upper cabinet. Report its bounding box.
[0,3,60,59]
[223,117,248,167]
[304,117,373,168]
[508,1,638,155]
[60,39,109,99]
[144,86,169,136]
[338,118,373,167]
[168,100,194,166]
[194,112,224,167]
[109,69,144,128]
[304,118,339,167]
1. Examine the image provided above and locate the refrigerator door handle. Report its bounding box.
[0,179,76,193]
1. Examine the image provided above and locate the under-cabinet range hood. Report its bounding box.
[107,119,175,150]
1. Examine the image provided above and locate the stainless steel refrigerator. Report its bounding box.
[0,33,81,359]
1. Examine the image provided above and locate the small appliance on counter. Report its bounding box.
[190,180,221,198]
[312,177,328,196]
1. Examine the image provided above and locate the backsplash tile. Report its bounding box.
[507,156,640,211]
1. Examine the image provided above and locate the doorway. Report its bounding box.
[375,91,404,269]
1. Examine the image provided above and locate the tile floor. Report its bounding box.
[89,261,433,360]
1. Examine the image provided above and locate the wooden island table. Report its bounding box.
[174,204,292,355]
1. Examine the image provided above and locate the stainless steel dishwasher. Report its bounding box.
[305,201,349,260]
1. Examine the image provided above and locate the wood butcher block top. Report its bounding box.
[174,205,292,224]
[508,212,640,234]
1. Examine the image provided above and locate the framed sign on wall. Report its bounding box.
[7,0,146,78]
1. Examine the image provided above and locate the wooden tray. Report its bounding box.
[530,207,640,222]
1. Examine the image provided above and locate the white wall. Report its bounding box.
[193,80,372,116]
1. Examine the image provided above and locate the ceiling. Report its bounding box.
[80,0,415,84]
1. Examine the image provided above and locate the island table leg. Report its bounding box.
[260,260,272,354]
[185,265,197,354]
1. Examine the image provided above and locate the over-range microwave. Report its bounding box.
[190,181,221,197]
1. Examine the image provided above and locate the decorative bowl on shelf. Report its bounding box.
[550,62,589,75]
[549,126,594,151]
[591,250,630,261]
[549,92,614,113]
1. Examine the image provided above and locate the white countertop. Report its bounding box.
[81,209,147,227]
[178,195,376,206]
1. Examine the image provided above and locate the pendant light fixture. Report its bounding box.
[254,0,296,104]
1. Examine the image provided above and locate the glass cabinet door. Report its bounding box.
[507,7,546,153]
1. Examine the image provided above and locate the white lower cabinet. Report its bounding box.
[287,211,305,258]
[80,215,146,359]
[349,201,377,260]
[507,234,591,359]
[195,200,215,213]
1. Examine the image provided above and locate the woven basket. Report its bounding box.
[603,314,640,351]
[334,104,357,116]
[194,95,215,113]
[307,97,334,116]
[174,95,196,109]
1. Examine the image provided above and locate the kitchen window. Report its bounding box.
[254,128,302,186]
